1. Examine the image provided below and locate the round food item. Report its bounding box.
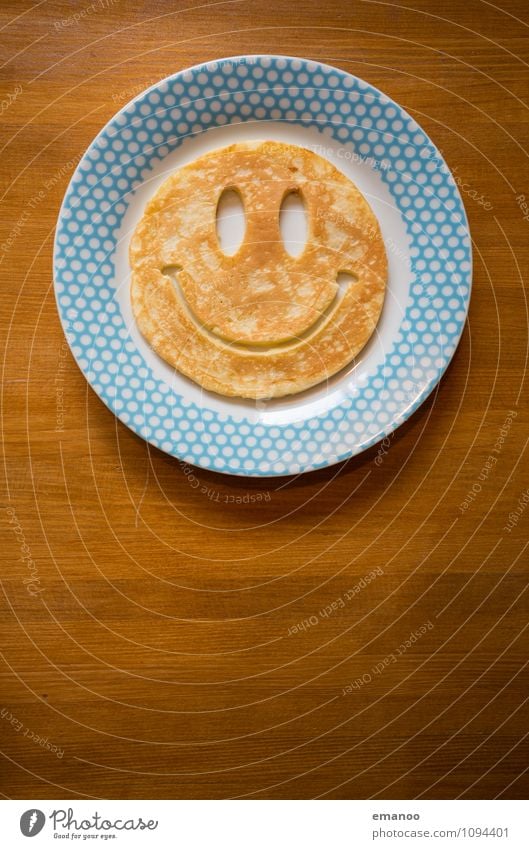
[130,140,387,399]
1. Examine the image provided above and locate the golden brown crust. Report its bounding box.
[130,141,387,399]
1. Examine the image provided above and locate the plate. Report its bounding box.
[53,55,472,477]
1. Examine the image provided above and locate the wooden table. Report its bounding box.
[1,0,528,800]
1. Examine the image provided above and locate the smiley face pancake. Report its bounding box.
[130,141,387,399]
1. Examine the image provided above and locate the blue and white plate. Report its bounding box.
[54,55,472,477]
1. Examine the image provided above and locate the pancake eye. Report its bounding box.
[336,271,357,293]
[279,190,307,257]
[215,188,246,256]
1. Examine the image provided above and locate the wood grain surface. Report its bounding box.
[1,0,528,800]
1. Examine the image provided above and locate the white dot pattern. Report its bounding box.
[54,55,472,477]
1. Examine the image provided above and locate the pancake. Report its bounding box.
[130,140,387,399]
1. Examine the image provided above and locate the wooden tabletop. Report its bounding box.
[1,0,528,800]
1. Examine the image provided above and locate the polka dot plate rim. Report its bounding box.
[53,54,472,477]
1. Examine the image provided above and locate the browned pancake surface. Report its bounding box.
[130,141,387,398]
